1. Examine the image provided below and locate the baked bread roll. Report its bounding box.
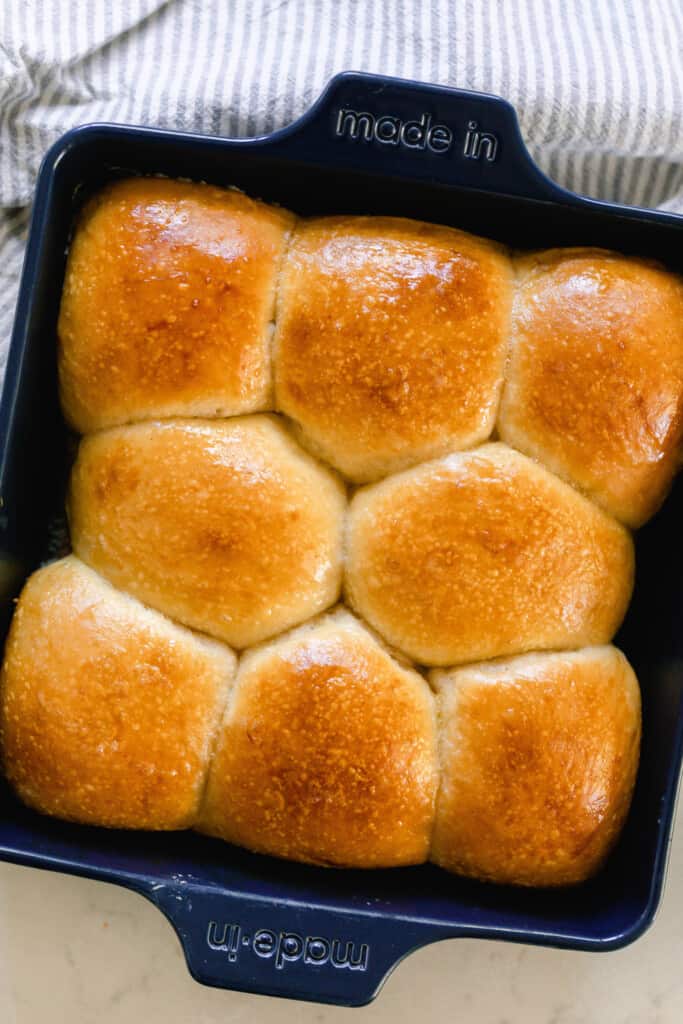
[345,442,634,666]
[430,646,641,886]
[58,178,294,433]
[198,609,438,867]
[0,556,236,830]
[68,416,346,648]
[499,248,683,527]
[274,216,513,482]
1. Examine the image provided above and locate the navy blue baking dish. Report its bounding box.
[1,72,683,1007]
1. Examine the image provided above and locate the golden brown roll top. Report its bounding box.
[58,178,294,433]
[274,215,513,482]
[67,416,346,648]
[0,560,641,883]
[430,646,641,886]
[6,179,663,886]
[58,175,683,530]
[198,609,438,867]
[345,442,634,666]
[499,248,683,527]
[0,556,236,830]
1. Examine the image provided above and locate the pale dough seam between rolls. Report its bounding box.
[265,208,299,410]
[492,249,526,444]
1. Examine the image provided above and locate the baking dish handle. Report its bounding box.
[147,880,445,1006]
[267,71,563,203]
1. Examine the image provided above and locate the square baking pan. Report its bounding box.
[1,72,683,1007]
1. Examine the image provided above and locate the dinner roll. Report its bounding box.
[0,556,236,830]
[68,416,345,648]
[430,646,641,886]
[274,216,513,482]
[345,443,633,666]
[499,248,683,527]
[198,609,438,867]
[58,177,294,433]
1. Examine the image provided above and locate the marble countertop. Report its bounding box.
[0,816,681,1024]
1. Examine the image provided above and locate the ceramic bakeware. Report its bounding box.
[1,73,683,1006]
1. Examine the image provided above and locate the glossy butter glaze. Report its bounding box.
[58,178,294,432]
[0,556,236,829]
[275,215,513,482]
[430,647,641,886]
[67,416,346,648]
[198,609,438,868]
[345,443,634,666]
[499,248,683,527]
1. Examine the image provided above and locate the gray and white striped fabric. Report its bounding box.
[1,0,682,379]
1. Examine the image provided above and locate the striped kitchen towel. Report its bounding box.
[1,0,682,379]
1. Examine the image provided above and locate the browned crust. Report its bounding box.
[198,610,439,867]
[274,215,513,481]
[58,177,295,432]
[430,646,642,886]
[67,416,347,648]
[499,247,683,527]
[345,443,634,666]
[0,557,236,830]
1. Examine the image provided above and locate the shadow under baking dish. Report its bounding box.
[1,74,683,1006]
